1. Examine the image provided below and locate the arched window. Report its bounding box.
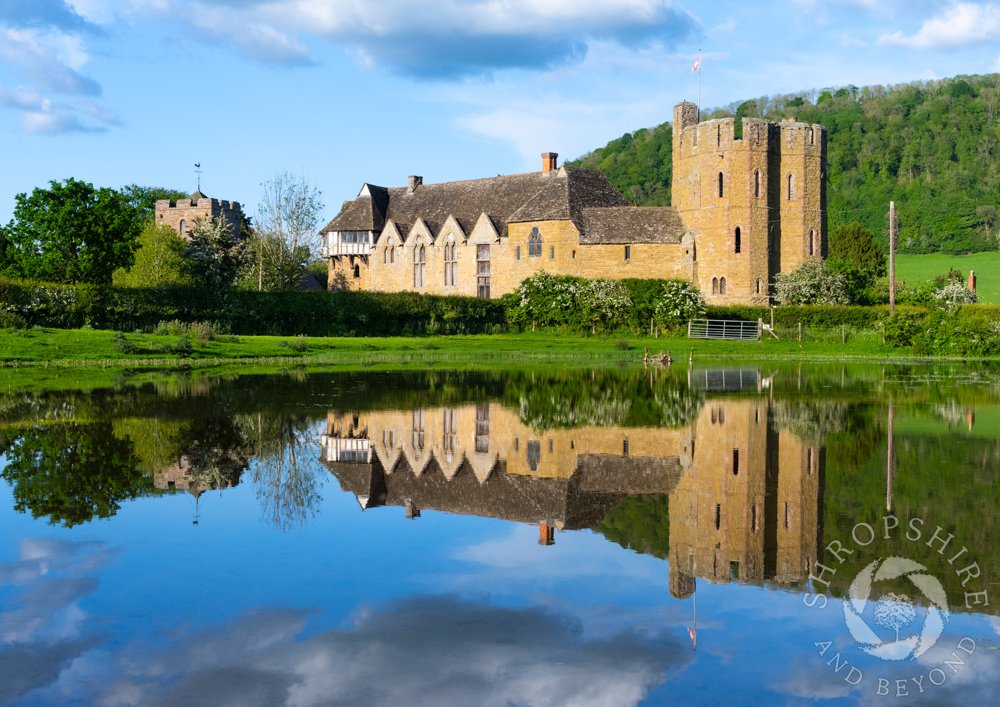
[754,170,760,198]
[787,174,794,200]
[383,248,388,264]
[712,277,719,295]
[720,277,727,295]
[353,264,360,279]
[390,246,395,264]
[528,227,542,257]
[179,219,187,235]
[809,228,816,256]
[413,245,426,287]
[734,227,741,254]
[718,172,724,198]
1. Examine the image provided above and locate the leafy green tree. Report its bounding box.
[112,223,191,287]
[773,260,850,305]
[653,280,706,330]
[1,178,144,284]
[829,222,886,278]
[183,215,249,291]
[0,422,148,527]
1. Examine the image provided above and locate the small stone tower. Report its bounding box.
[671,102,825,304]
[154,191,243,240]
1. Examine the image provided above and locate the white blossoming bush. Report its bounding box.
[773,260,850,305]
[653,280,706,331]
[507,272,632,331]
[932,281,978,311]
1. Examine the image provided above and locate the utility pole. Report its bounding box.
[889,201,896,313]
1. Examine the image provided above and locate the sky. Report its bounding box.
[1,0,999,224]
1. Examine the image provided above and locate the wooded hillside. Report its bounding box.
[569,74,1000,255]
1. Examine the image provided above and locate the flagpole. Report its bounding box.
[697,49,701,121]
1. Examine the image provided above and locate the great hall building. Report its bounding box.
[321,102,826,305]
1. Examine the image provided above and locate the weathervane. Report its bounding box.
[194,162,203,192]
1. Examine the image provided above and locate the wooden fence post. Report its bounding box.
[798,322,802,343]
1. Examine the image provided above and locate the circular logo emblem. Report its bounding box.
[843,556,950,661]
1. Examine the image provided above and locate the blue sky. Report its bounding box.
[1,0,999,224]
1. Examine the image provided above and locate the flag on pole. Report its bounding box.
[691,54,701,73]
[688,627,697,649]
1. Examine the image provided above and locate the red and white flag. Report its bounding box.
[691,54,701,73]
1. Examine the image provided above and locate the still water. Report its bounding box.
[1,365,999,706]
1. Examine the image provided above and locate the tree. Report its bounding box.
[0,422,148,527]
[252,172,324,291]
[183,215,249,291]
[773,260,850,305]
[829,222,886,279]
[1,178,144,284]
[653,280,706,330]
[112,223,191,287]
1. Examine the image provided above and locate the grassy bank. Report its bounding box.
[0,325,990,373]
[895,252,1000,304]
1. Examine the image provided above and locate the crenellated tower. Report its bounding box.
[154,191,243,240]
[671,102,825,304]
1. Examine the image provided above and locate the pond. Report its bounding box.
[1,364,999,705]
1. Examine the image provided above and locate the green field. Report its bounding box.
[895,252,1000,304]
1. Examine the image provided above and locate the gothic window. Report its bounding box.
[413,244,426,287]
[179,219,187,235]
[390,246,395,264]
[754,170,760,198]
[718,172,724,198]
[735,227,741,254]
[787,173,794,200]
[353,264,360,279]
[528,227,542,257]
[383,248,388,264]
[712,277,719,295]
[720,277,727,295]
[476,244,490,298]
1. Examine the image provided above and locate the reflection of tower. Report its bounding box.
[538,523,555,546]
[668,398,823,595]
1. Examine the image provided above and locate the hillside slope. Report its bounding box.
[569,74,1000,255]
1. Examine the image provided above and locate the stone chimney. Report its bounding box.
[541,152,558,175]
[407,175,423,193]
[538,522,555,546]
[968,270,977,293]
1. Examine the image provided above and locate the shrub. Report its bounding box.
[507,272,632,332]
[653,280,706,331]
[288,335,308,352]
[773,261,850,305]
[172,336,192,356]
[932,282,978,311]
[110,331,135,354]
[0,310,28,330]
[878,312,923,348]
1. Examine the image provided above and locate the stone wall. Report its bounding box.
[155,196,243,241]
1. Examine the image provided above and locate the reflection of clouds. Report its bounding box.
[0,538,111,704]
[88,596,689,707]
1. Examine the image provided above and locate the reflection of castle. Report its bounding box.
[320,398,824,594]
[153,456,242,500]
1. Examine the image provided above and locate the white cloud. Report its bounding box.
[879,2,1000,48]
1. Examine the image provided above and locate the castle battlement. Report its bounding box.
[154,192,243,240]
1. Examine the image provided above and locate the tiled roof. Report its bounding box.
[320,168,628,237]
[579,206,688,244]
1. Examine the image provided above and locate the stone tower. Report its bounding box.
[671,102,826,304]
[154,191,243,241]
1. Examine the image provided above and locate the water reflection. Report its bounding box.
[320,397,826,596]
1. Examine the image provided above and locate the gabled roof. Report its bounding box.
[320,168,627,237]
[579,206,688,244]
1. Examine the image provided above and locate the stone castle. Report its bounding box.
[154,190,243,240]
[320,101,826,304]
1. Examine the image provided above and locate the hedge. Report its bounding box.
[0,279,507,336]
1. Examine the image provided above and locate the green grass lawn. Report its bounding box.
[895,252,1000,304]
[0,325,978,372]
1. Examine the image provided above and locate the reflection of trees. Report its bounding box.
[0,422,148,527]
[182,416,251,492]
[772,401,849,441]
[242,413,323,531]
